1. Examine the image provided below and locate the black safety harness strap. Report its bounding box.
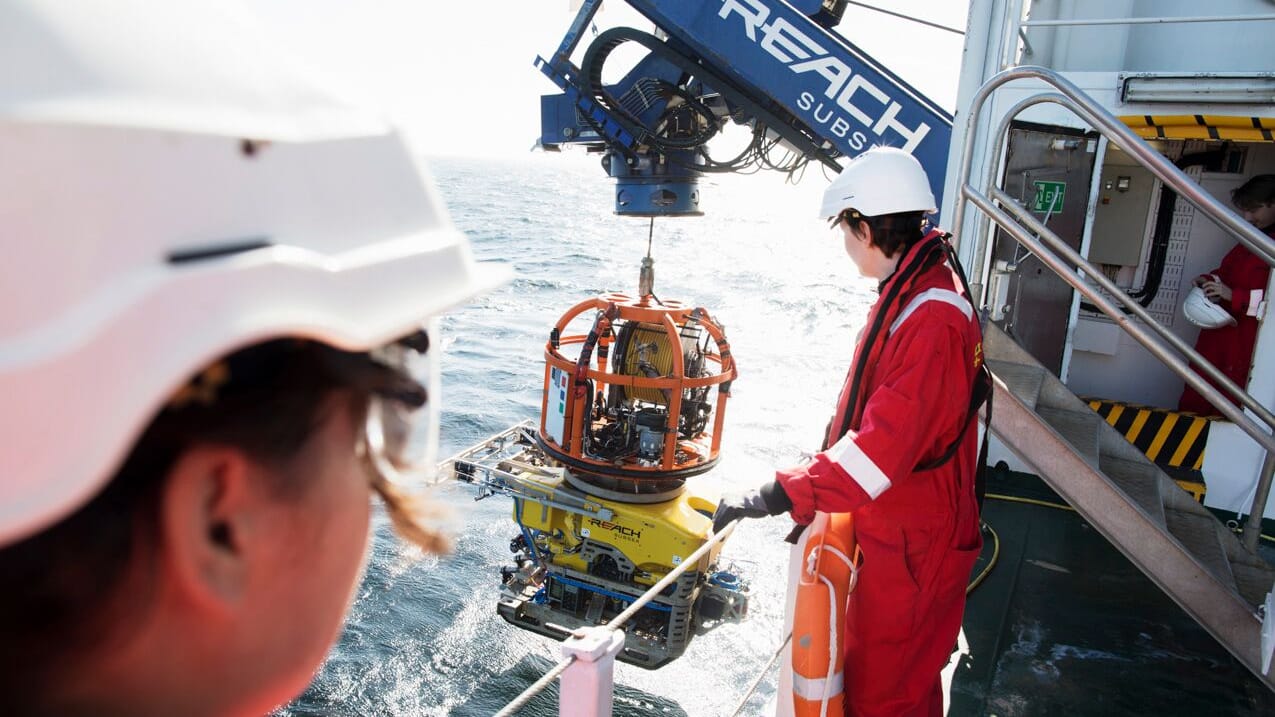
[827,235,945,450]
[830,232,993,507]
[912,236,993,510]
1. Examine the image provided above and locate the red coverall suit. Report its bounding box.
[776,232,984,717]
[1178,227,1273,415]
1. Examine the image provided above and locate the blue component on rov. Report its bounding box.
[708,571,743,591]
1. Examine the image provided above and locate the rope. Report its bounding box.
[491,521,739,716]
[843,1,964,35]
[728,632,792,717]
[493,656,576,717]
[609,519,738,630]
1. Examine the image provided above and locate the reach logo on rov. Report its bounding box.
[589,519,643,540]
[718,0,931,153]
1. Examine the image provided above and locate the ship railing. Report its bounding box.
[996,0,1275,70]
[489,517,742,717]
[951,64,1275,550]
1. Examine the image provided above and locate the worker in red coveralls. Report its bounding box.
[1178,175,1275,415]
[713,147,984,717]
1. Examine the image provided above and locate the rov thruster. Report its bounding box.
[445,262,749,669]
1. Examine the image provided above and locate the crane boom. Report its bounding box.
[537,0,953,217]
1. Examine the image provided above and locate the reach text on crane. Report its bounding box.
[718,0,931,153]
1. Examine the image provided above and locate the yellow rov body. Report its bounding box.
[514,475,721,587]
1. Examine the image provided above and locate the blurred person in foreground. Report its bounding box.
[0,2,505,715]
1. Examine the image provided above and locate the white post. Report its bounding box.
[773,526,810,717]
[559,627,625,717]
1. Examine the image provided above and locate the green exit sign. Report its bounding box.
[1032,181,1066,213]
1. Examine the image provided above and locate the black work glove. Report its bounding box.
[712,480,793,534]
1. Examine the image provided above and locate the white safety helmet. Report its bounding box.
[1182,286,1236,329]
[0,1,510,545]
[819,146,938,220]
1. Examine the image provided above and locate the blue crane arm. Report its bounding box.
[538,0,953,217]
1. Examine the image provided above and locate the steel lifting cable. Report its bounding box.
[728,632,792,717]
[843,1,965,36]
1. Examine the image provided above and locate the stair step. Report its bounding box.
[1164,508,1236,592]
[981,322,1273,687]
[1098,455,1166,527]
[1038,406,1101,468]
[1219,533,1275,608]
[1230,560,1275,608]
[986,360,1045,410]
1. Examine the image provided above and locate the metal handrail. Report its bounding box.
[997,4,1275,67]
[982,93,1274,425]
[1021,14,1275,28]
[952,65,1275,547]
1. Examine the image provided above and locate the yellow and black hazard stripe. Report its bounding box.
[1120,115,1275,142]
[1086,399,1215,471]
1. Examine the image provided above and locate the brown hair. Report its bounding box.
[1232,174,1275,211]
[844,210,927,258]
[0,339,445,702]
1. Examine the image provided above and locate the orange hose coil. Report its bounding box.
[792,511,858,717]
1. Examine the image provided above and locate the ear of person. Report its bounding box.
[159,446,259,613]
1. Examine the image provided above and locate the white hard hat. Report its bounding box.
[819,146,938,220]
[1182,286,1236,329]
[0,1,510,545]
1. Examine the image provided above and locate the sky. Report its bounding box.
[247,0,972,159]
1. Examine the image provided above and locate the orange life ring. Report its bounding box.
[791,511,858,717]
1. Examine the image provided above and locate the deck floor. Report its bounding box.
[949,473,1275,716]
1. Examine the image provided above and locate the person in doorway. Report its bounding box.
[1178,174,1275,415]
[0,3,502,715]
[713,147,985,717]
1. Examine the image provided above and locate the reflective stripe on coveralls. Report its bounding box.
[824,285,975,502]
[888,288,973,337]
[791,511,858,717]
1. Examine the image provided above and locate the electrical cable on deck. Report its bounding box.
[985,492,1074,512]
[1225,519,1275,545]
[966,522,1000,594]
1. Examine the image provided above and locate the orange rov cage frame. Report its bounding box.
[538,292,736,485]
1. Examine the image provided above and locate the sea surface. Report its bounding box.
[274,155,1275,716]
[280,154,869,716]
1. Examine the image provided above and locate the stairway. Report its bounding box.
[983,322,1275,687]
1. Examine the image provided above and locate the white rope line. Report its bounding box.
[493,656,576,717]
[608,519,737,631]
[491,520,741,715]
[728,632,792,717]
